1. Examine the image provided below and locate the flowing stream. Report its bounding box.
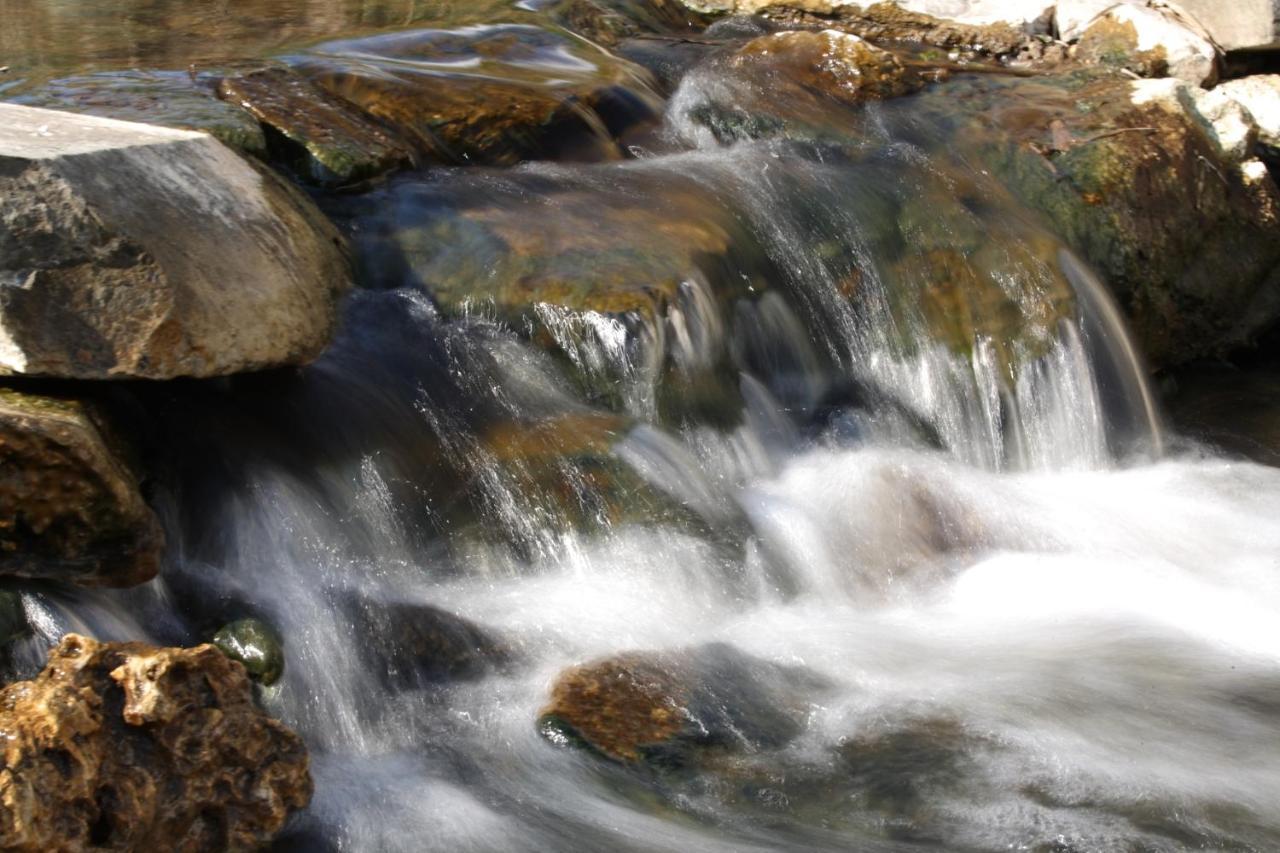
[7,3,1280,851]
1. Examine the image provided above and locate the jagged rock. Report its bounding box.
[212,618,285,686]
[0,104,353,379]
[0,387,162,588]
[538,643,827,767]
[217,67,415,185]
[1074,3,1217,85]
[1217,74,1280,151]
[13,70,268,156]
[0,634,312,851]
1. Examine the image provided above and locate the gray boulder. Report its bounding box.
[0,104,352,379]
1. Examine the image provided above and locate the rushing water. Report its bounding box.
[7,3,1280,851]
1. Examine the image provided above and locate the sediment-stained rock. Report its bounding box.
[0,104,352,379]
[0,634,312,851]
[0,387,162,588]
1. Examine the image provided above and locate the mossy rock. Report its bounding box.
[213,617,285,686]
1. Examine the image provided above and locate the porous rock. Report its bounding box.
[0,634,312,851]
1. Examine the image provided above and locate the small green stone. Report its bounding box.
[212,618,284,686]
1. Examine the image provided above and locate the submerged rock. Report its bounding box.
[0,634,311,851]
[343,595,511,689]
[0,104,352,379]
[213,617,285,686]
[218,66,415,185]
[679,29,930,144]
[293,25,660,166]
[538,643,827,767]
[0,388,162,588]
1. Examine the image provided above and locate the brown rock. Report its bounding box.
[217,67,415,185]
[0,388,161,588]
[732,29,924,104]
[0,634,311,852]
[538,644,826,767]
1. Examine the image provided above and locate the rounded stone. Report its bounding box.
[213,618,285,686]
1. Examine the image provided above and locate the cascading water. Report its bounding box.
[7,6,1280,852]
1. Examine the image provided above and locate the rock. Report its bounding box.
[682,0,1053,30]
[293,25,660,166]
[954,72,1280,366]
[213,618,285,686]
[217,67,415,185]
[549,0,715,46]
[1217,74,1280,151]
[1131,77,1257,162]
[1165,361,1280,466]
[1059,0,1276,50]
[696,1,1043,57]
[0,387,162,588]
[1075,3,1217,85]
[676,29,930,145]
[343,595,511,690]
[13,70,268,156]
[538,643,827,767]
[0,634,311,851]
[0,104,353,379]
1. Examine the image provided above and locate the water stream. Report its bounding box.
[7,3,1280,851]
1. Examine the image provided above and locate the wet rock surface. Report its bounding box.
[213,618,286,686]
[0,104,353,379]
[932,72,1280,366]
[343,595,512,689]
[218,66,415,185]
[11,70,268,156]
[0,388,162,588]
[0,634,311,851]
[538,643,827,767]
[292,25,661,166]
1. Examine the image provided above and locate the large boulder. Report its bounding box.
[952,72,1280,366]
[0,387,161,588]
[0,634,312,851]
[0,104,352,379]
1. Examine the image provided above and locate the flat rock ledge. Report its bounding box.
[0,634,312,852]
[0,104,353,380]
